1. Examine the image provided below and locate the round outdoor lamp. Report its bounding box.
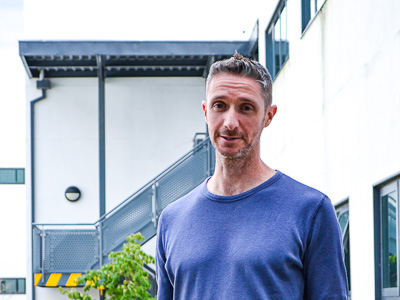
[65,186,81,202]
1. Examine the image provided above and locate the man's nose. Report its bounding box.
[223,108,239,131]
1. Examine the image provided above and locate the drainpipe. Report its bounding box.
[30,69,50,300]
[97,55,106,218]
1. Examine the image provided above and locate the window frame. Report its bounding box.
[301,0,328,36]
[0,168,25,184]
[265,0,289,80]
[335,199,351,295]
[374,173,400,299]
[0,278,26,294]
[381,180,400,296]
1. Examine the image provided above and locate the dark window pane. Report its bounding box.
[0,169,15,184]
[0,279,16,294]
[266,1,289,80]
[338,211,349,234]
[382,190,398,288]
[16,169,25,183]
[17,279,25,293]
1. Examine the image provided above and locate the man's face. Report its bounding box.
[203,73,276,160]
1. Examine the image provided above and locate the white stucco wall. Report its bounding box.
[29,76,205,223]
[29,78,99,224]
[105,77,206,211]
[27,76,205,299]
[0,185,26,289]
[260,0,400,299]
[0,1,26,298]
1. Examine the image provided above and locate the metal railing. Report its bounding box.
[33,138,215,275]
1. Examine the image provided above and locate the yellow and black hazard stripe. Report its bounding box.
[34,273,106,294]
[34,273,83,287]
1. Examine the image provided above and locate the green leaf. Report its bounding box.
[58,232,156,300]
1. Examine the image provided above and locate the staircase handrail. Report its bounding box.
[32,137,212,228]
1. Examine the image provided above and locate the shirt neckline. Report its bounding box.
[201,170,283,203]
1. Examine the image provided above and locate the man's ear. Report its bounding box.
[264,105,277,127]
[202,100,208,124]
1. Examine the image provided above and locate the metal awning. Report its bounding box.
[19,40,257,78]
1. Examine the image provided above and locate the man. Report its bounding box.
[156,53,348,299]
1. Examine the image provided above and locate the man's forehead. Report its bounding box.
[206,73,262,96]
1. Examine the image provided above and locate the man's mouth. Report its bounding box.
[221,136,239,141]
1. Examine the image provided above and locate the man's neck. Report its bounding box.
[207,152,276,196]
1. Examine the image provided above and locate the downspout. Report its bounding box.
[97,56,106,300]
[97,55,106,218]
[30,69,50,300]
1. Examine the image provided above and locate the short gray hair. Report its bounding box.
[206,52,273,109]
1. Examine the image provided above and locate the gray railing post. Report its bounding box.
[152,182,158,228]
[207,140,212,177]
[97,223,103,266]
[41,229,45,283]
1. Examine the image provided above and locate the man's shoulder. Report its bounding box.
[159,179,206,221]
[275,171,328,206]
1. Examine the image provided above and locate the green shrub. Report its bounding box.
[59,233,156,300]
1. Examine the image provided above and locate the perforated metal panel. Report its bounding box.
[33,139,215,275]
[158,145,209,210]
[102,186,153,255]
[43,230,98,272]
[32,228,42,273]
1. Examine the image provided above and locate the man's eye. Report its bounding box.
[242,105,253,111]
[213,103,225,109]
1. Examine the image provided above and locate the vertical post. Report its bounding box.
[41,230,45,283]
[30,86,47,300]
[152,182,158,228]
[97,223,103,267]
[97,56,106,217]
[207,140,211,177]
[374,186,382,300]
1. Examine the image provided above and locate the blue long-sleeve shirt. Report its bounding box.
[156,171,348,299]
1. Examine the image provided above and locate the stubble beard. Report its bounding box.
[211,130,261,163]
[210,117,266,163]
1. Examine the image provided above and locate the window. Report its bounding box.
[301,0,327,33]
[374,175,400,298]
[0,278,26,294]
[335,200,351,294]
[0,168,25,184]
[265,0,289,80]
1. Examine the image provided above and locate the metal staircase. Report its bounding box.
[33,138,215,288]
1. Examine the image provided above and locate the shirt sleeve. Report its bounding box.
[156,213,174,299]
[303,196,349,300]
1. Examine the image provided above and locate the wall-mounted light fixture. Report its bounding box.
[65,186,81,202]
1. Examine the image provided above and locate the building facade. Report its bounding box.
[19,0,400,299]
[0,169,27,299]
[21,41,256,299]
[258,0,400,299]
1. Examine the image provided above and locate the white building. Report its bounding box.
[21,40,257,299]
[0,0,27,298]
[258,0,400,299]
[19,0,400,299]
[0,169,26,299]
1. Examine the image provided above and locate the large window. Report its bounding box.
[265,0,289,80]
[0,278,25,294]
[0,168,25,184]
[375,176,400,298]
[301,0,327,33]
[335,200,351,294]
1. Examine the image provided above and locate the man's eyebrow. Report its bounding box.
[210,95,257,103]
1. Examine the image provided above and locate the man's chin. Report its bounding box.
[216,148,246,160]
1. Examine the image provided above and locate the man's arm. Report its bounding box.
[156,214,174,299]
[303,196,349,300]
